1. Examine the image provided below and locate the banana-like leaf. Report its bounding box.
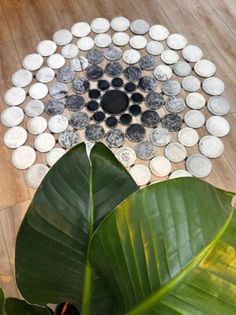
[4,298,52,315]
[89,178,236,314]
[0,289,4,315]
[15,143,138,314]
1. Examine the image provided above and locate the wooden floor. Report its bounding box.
[0,0,236,299]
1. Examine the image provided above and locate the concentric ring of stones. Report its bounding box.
[1,16,231,188]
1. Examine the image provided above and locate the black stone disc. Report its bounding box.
[139,76,157,92]
[139,55,157,70]
[86,100,99,112]
[72,77,90,94]
[101,90,129,114]
[145,92,165,110]
[126,123,146,142]
[66,95,85,111]
[45,99,65,116]
[86,48,104,65]
[141,110,160,128]
[70,112,89,129]
[131,92,144,103]
[161,113,183,132]
[120,113,132,125]
[97,79,110,91]
[105,61,123,77]
[88,89,101,99]
[57,66,75,83]
[123,66,142,81]
[85,124,105,142]
[105,116,118,128]
[105,129,125,148]
[104,46,122,61]
[111,77,123,87]
[86,65,103,81]
[93,111,105,123]
[125,82,136,93]
[129,104,141,116]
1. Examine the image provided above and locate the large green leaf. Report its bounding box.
[0,289,4,315]
[89,178,236,314]
[4,298,52,315]
[15,142,138,314]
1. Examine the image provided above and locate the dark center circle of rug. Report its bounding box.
[101,89,129,115]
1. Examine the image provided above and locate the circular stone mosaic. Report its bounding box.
[1,16,231,188]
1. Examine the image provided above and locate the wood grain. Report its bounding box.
[0,0,236,299]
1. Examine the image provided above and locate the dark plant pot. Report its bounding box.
[55,303,80,315]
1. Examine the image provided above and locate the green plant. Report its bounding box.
[3,143,236,314]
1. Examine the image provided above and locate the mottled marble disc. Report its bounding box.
[45,99,65,116]
[145,92,165,110]
[48,115,69,133]
[135,140,155,160]
[161,80,181,96]
[12,145,36,170]
[123,66,142,81]
[126,123,146,142]
[105,61,123,77]
[105,129,125,148]
[115,146,136,167]
[166,97,186,113]
[139,76,157,92]
[104,46,122,61]
[66,95,85,112]
[25,164,49,188]
[4,126,28,149]
[85,124,105,142]
[57,66,75,83]
[150,127,171,146]
[70,56,89,71]
[72,77,90,94]
[139,55,157,70]
[27,116,47,135]
[70,112,89,129]
[150,156,172,177]
[86,48,104,64]
[199,135,224,158]
[141,110,160,128]
[186,154,212,178]
[154,65,172,81]
[162,113,183,132]
[86,65,104,81]
[58,130,80,149]
[49,82,68,99]
[129,164,151,186]
[206,116,230,137]
[165,142,187,162]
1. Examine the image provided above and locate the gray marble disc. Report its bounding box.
[72,77,90,94]
[1,107,24,127]
[12,145,36,170]
[53,29,73,46]
[48,115,69,133]
[85,124,105,142]
[25,164,49,188]
[173,61,192,77]
[37,40,57,56]
[86,48,104,64]
[141,110,160,128]
[70,56,89,72]
[104,46,122,61]
[165,142,187,163]
[45,99,65,116]
[24,100,44,117]
[86,65,104,81]
[34,132,55,152]
[205,116,230,137]
[111,16,130,32]
[59,130,80,149]
[105,129,125,148]
[166,97,186,113]
[199,135,224,158]
[4,126,28,149]
[4,87,26,106]
[186,154,212,178]
[182,76,201,92]
[135,140,155,160]
[145,92,165,110]
[161,113,183,132]
[115,146,136,167]
[129,164,151,186]
[49,82,68,99]
[36,67,55,83]
[70,111,89,129]
[154,65,172,81]
[105,61,123,77]
[207,96,230,116]
[202,77,225,96]
[46,148,66,167]
[146,41,164,55]
[11,69,33,87]
[126,124,146,142]
[130,19,150,34]
[66,95,85,112]
[150,156,172,177]
[61,43,79,59]
[123,66,142,81]
[150,127,171,146]
[139,55,157,70]
[139,76,157,92]
[184,110,205,128]
[47,53,65,69]
[161,80,181,96]
[57,66,75,83]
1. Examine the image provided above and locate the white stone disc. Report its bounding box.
[47,54,65,69]
[61,44,79,59]
[129,164,151,186]
[12,145,36,170]
[11,69,33,87]
[182,45,203,62]
[149,25,169,41]
[130,19,150,35]
[184,110,205,128]
[4,87,26,106]
[34,132,55,152]
[129,35,147,49]
[24,100,44,117]
[206,116,230,137]
[77,37,94,51]
[111,16,130,32]
[150,127,171,146]
[27,116,47,135]
[150,156,172,177]
[167,33,188,50]
[122,49,141,64]
[161,50,179,64]
[186,154,212,178]
[91,17,110,33]
[173,61,192,77]
[194,59,216,77]
[165,143,187,163]
[146,41,164,55]
[178,127,199,147]
[29,83,48,99]
[1,107,24,127]
[36,67,55,83]
[71,22,91,37]
[53,29,73,46]
[25,164,49,189]
[153,65,172,81]
[48,115,68,133]
[46,148,66,167]
[169,169,192,179]
[22,53,44,71]
[4,126,28,148]
[112,32,130,46]
[207,96,230,116]
[199,135,224,158]
[115,146,137,167]
[202,77,225,96]
[37,40,57,56]
[182,76,201,92]
[94,33,112,48]
[70,56,89,71]
[186,92,206,109]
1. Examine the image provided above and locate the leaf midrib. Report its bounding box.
[125,209,234,315]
